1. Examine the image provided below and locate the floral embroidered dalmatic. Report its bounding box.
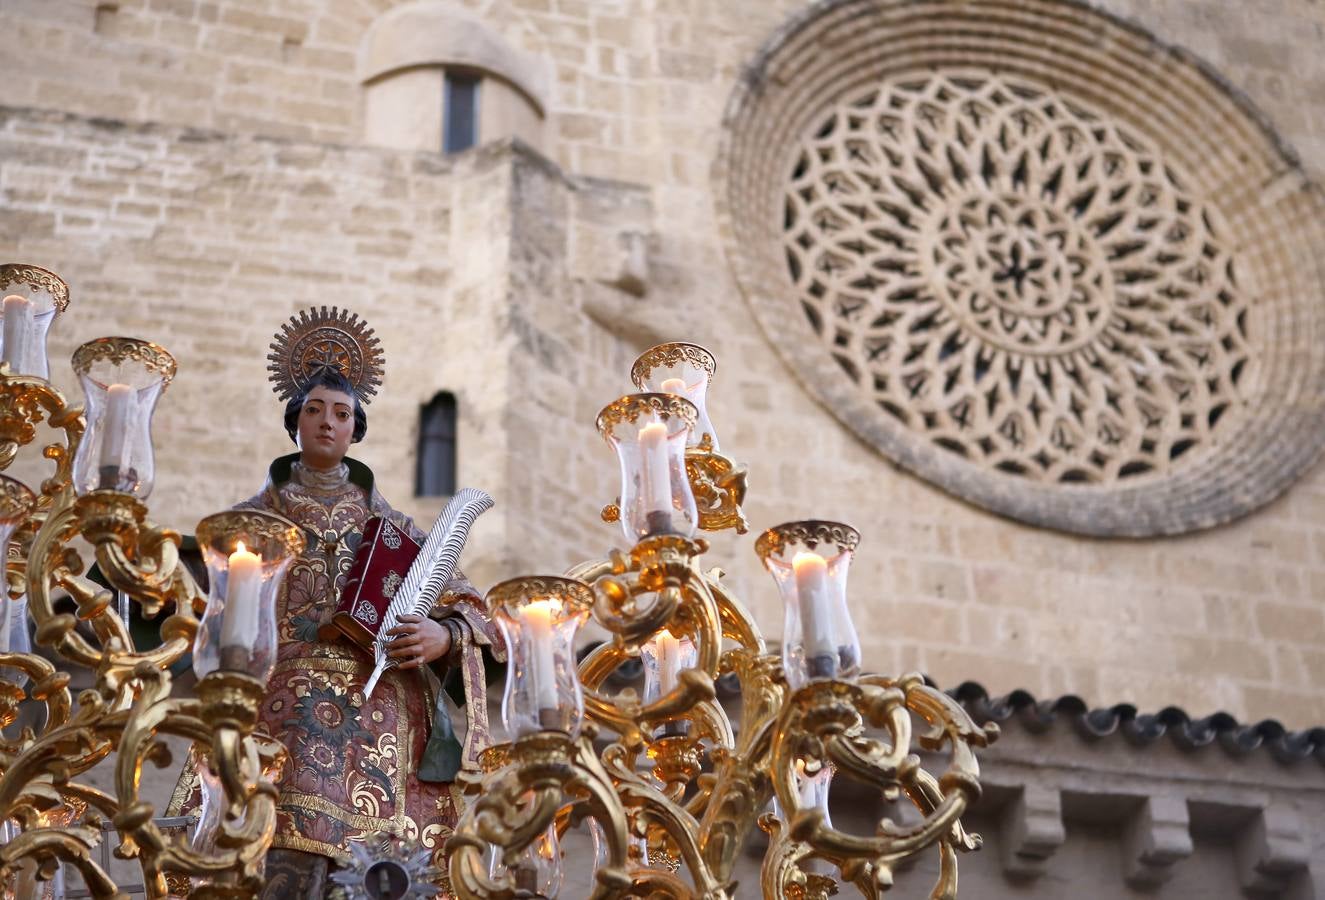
[170,454,501,872]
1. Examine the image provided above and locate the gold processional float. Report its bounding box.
[0,262,996,900]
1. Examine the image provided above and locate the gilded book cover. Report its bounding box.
[321,516,421,648]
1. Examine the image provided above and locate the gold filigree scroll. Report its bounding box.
[0,374,83,497]
[595,392,699,434]
[0,264,69,313]
[601,449,749,534]
[754,520,860,561]
[0,352,294,898]
[452,517,995,898]
[449,732,632,900]
[762,675,998,900]
[449,529,991,896]
[70,337,178,386]
[446,244,997,895]
[629,342,717,387]
[686,436,749,535]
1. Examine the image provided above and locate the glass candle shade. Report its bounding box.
[192,740,284,876]
[772,760,835,824]
[486,797,567,899]
[0,264,69,380]
[489,576,594,739]
[190,756,224,855]
[0,476,35,677]
[71,338,177,499]
[513,822,563,898]
[756,521,862,689]
[630,342,719,450]
[596,393,699,542]
[0,474,35,572]
[191,511,305,682]
[641,627,697,736]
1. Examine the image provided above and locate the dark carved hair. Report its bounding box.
[283,369,368,445]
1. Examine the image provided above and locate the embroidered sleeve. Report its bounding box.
[439,617,466,667]
[437,569,480,604]
[430,581,504,661]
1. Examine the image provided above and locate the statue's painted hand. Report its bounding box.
[386,614,452,669]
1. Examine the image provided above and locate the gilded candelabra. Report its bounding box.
[0,264,298,899]
[447,343,998,899]
[0,263,997,899]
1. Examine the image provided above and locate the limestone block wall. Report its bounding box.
[0,107,532,592]
[1,0,1325,728]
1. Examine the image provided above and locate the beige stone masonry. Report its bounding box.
[3,0,1325,730]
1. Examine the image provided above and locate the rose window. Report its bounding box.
[716,0,1325,536]
[784,74,1251,485]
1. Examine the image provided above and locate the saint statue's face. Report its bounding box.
[296,385,356,469]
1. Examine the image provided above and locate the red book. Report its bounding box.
[320,516,421,649]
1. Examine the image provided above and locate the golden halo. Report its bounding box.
[266,306,384,405]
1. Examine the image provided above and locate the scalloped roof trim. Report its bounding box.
[948,681,1325,765]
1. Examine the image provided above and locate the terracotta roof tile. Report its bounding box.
[949,681,1325,765]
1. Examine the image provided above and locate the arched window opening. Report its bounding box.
[416,391,457,497]
[444,70,480,153]
[358,2,548,155]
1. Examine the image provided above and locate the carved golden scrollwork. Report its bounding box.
[0,372,84,500]
[447,330,994,897]
[761,675,998,900]
[449,730,633,900]
[0,354,283,898]
[602,435,750,534]
[451,457,991,900]
[195,509,305,561]
[685,436,748,534]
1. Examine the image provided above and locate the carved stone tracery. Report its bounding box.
[783,73,1252,486]
[715,0,1325,536]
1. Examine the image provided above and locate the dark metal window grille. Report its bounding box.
[416,391,458,497]
[443,72,480,154]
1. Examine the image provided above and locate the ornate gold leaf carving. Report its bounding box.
[0,264,70,312]
[754,520,860,562]
[630,342,717,388]
[595,392,699,435]
[70,337,177,385]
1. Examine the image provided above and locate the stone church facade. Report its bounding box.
[1,0,1323,895]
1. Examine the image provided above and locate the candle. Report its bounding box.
[521,600,561,714]
[792,551,837,676]
[638,420,673,518]
[655,628,683,694]
[795,759,817,808]
[660,377,687,396]
[220,541,262,650]
[99,384,134,479]
[1,295,33,373]
[0,595,11,656]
